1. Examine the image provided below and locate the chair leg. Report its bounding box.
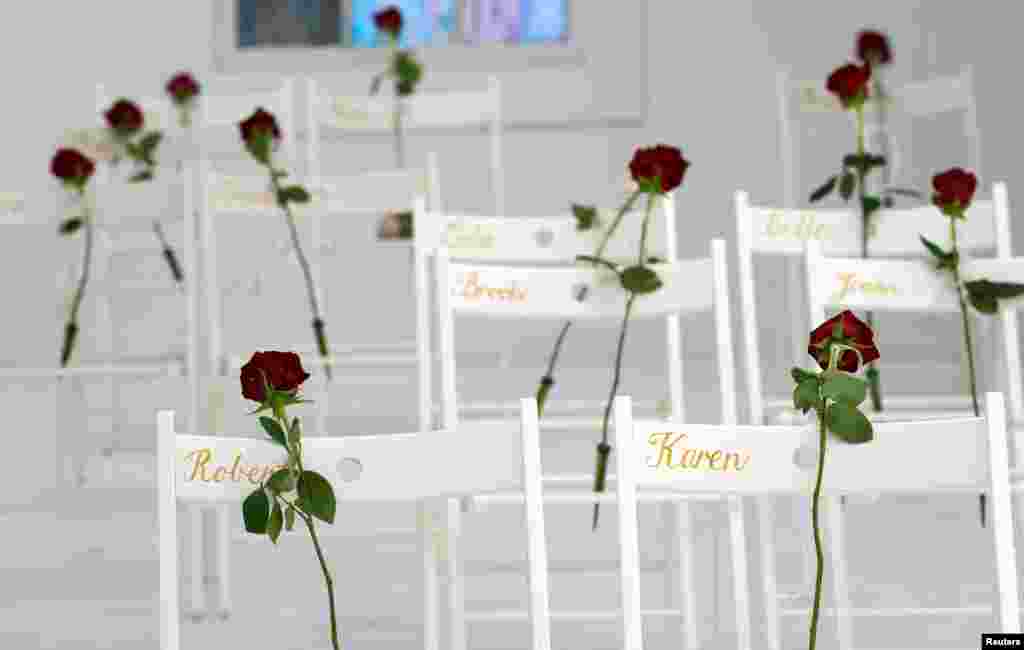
[665,501,699,649]
[215,503,232,619]
[419,501,440,650]
[446,498,467,650]
[186,505,206,620]
[757,497,782,650]
[727,496,752,650]
[826,497,853,649]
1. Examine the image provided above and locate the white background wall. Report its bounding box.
[2,1,1024,648]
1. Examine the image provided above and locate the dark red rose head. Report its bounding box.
[628,145,689,194]
[932,167,977,218]
[240,351,310,403]
[166,72,200,104]
[826,63,871,109]
[239,108,281,164]
[104,99,144,136]
[807,310,880,372]
[374,6,403,37]
[856,30,892,65]
[50,148,96,186]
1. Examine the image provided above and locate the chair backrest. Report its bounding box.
[199,162,435,380]
[805,236,1024,446]
[306,76,503,215]
[156,400,552,649]
[736,183,1011,424]
[777,65,983,209]
[433,227,738,432]
[612,392,1022,638]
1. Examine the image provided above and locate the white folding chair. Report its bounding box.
[774,64,984,398]
[803,238,1024,647]
[432,220,741,648]
[613,391,1021,650]
[157,398,552,650]
[736,182,1011,424]
[306,76,503,215]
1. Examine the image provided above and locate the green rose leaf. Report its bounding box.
[919,235,947,260]
[242,488,271,534]
[839,171,856,202]
[288,417,302,448]
[59,218,83,236]
[821,372,867,406]
[138,131,163,154]
[284,505,296,532]
[793,377,821,414]
[862,195,882,220]
[620,265,663,295]
[572,203,599,231]
[267,468,297,493]
[809,176,837,203]
[535,376,554,417]
[964,279,1024,315]
[826,401,873,444]
[268,501,284,544]
[297,470,337,525]
[791,366,819,385]
[259,416,288,449]
[277,185,311,205]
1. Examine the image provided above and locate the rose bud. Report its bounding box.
[856,30,892,66]
[104,99,145,137]
[240,351,310,403]
[166,72,200,104]
[628,145,690,194]
[239,107,281,164]
[50,148,96,187]
[826,63,871,109]
[807,309,880,372]
[931,167,977,219]
[374,6,403,38]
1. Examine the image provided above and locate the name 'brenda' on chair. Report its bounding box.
[647,432,751,472]
[459,271,528,302]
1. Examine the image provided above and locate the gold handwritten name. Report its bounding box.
[763,210,832,242]
[447,223,496,250]
[646,432,750,472]
[832,272,900,302]
[183,448,287,484]
[460,271,527,302]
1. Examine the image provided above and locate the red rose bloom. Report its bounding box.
[239,107,281,143]
[50,148,96,184]
[104,99,144,136]
[932,167,977,214]
[826,63,871,108]
[240,351,310,403]
[807,310,880,372]
[628,145,689,194]
[856,30,892,65]
[374,6,403,37]
[166,72,200,104]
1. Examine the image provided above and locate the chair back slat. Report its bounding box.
[313,81,499,132]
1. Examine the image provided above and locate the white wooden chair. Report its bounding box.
[306,76,503,216]
[431,213,742,648]
[802,238,1024,647]
[736,182,1011,423]
[157,398,552,650]
[774,64,984,400]
[613,391,1021,650]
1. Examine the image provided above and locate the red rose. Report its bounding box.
[240,351,310,403]
[166,72,200,104]
[628,145,689,194]
[825,63,871,108]
[239,107,281,143]
[104,99,144,136]
[50,148,96,185]
[374,6,403,37]
[856,30,892,66]
[932,167,977,216]
[807,310,880,372]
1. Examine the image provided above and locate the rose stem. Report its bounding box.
[268,168,332,382]
[807,407,828,650]
[62,187,92,368]
[153,220,184,285]
[855,104,883,412]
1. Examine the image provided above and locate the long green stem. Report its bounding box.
[808,407,828,650]
[949,217,985,527]
[855,106,883,412]
[268,168,332,381]
[393,98,405,170]
[61,187,92,368]
[536,190,644,416]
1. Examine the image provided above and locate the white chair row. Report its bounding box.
[157,387,1022,649]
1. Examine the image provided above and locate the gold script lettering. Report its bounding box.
[832,272,900,302]
[763,210,832,242]
[460,272,527,303]
[183,449,286,483]
[646,433,750,472]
